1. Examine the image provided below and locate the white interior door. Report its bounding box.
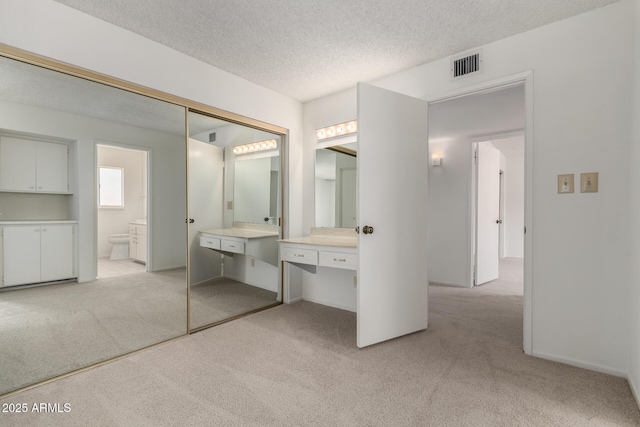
[357,83,429,348]
[188,137,224,285]
[476,142,501,285]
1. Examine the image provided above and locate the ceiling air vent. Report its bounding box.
[451,50,483,79]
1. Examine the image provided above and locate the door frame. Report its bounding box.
[426,71,534,355]
[94,141,152,278]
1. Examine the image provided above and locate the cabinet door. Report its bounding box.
[357,83,429,348]
[40,225,74,282]
[3,226,41,286]
[136,226,147,263]
[36,142,68,193]
[129,234,137,260]
[0,136,37,191]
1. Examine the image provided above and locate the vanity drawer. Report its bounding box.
[200,236,221,250]
[281,247,318,266]
[222,239,245,254]
[319,251,358,270]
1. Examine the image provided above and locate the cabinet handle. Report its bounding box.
[333,258,346,263]
[293,253,304,258]
[37,186,43,189]
[42,228,47,232]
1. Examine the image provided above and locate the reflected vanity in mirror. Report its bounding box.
[0,54,187,396]
[188,112,281,331]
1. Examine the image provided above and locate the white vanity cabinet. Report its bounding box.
[279,231,358,310]
[199,227,279,266]
[1,222,76,287]
[129,223,147,264]
[0,135,69,193]
[281,242,358,271]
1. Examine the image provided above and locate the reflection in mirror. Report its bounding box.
[188,111,281,330]
[315,146,357,228]
[0,55,187,396]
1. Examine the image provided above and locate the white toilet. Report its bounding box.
[108,234,130,260]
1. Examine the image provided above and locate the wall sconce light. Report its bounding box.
[431,153,442,166]
[232,139,278,155]
[317,120,357,141]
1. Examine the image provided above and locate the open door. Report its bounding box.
[475,142,501,285]
[357,83,429,348]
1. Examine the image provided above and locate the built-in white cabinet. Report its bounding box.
[0,135,69,193]
[1,223,76,287]
[129,223,147,264]
[199,226,279,266]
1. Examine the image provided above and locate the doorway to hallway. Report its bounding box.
[427,78,529,350]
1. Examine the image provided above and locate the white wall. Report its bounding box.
[627,0,640,408]
[0,99,186,281]
[0,0,304,241]
[504,154,524,258]
[304,1,634,375]
[427,139,471,287]
[96,145,145,258]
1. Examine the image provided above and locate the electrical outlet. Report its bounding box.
[580,172,598,193]
[227,201,233,209]
[557,174,574,194]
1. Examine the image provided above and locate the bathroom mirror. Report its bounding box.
[0,54,187,396]
[233,154,279,225]
[188,111,281,331]
[315,146,357,228]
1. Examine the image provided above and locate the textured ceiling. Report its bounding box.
[53,0,619,102]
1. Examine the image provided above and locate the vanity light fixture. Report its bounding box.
[431,153,442,166]
[232,139,278,155]
[317,120,358,141]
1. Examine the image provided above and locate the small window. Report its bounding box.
[98,167,124,208]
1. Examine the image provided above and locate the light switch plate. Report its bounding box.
[580,172,598,193]
[557,174,574,194]
[227,200,233,209]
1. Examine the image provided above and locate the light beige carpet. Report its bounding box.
[190,277,277,330]
[1,259,638,426]
[0,271,276,397]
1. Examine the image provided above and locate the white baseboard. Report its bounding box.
[286,296,302,304]
[531,350,627,378]
[302,296,356,313]
[629,372,640,410]
[429,280,469,288]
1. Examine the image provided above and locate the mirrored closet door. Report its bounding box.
[187,111,282,331]
[0,54,188,396]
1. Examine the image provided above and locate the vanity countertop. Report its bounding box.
[0,220,78,225]
[279,235,357,248]
[200,228,279,239]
